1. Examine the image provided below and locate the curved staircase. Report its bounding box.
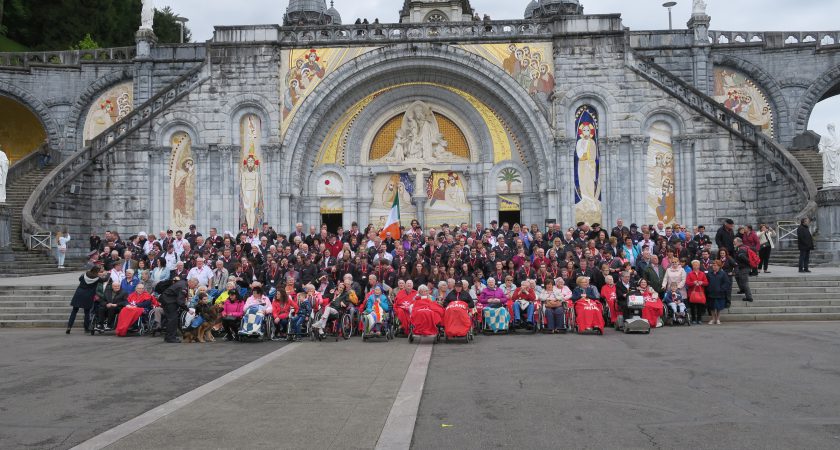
[1,163,79,277]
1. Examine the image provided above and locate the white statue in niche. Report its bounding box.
[380,101,467,163]
[692,0,707,15]
[820,123,840,187]
[0,145,8,203]
[140,0,155,31]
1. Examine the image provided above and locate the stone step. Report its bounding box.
[0,313,73,321]
[725,306,840,314]
[0,307,76,314]
[721,313,840,322]
[0,320,69,328]
[0,301,73,308]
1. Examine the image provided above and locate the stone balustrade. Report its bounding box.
[20,62,208,241]
[628,53,818,221]
[212,15,624,45]
[709,30,840,48]
[0,47,136,69]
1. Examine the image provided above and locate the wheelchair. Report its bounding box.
[664,303,692,326]
[286,311,314,342]
[313,309,343,342]
[361,310,395,342]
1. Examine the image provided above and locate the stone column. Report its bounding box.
[603,137,623,227]
[630,136,649,223]
[219,146,237,233]
[674,137,698,226]
[817,188,840,263]
[133,29,157,105]
[278,193,291,234]
[559,138,576,227]
[0,204,12,262]
[412,170,430,227]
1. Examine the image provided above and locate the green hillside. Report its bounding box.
[0,36,29,52]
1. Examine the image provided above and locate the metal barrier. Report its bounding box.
[28,233,52,251]
[777,221,798,248]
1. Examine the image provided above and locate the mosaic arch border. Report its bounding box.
[279,44,556,196]
[0,80,62,149]
[65,69,133,152]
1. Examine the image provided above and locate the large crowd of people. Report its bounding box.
[64,216,801,342]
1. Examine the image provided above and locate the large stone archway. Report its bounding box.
[280,43,557,230]
[0,81,61,155]
[795,64,840,138]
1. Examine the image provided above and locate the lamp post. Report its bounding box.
[662,2,677,30]
[174,16,189,43]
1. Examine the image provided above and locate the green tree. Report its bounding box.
[72,33,100,50]
[1,0,191,50]
[498,168,522,193]
[153,6,192,44]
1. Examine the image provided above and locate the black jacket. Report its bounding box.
[159,280,189,309]
[715,225,735,254]
[797,224,814,250]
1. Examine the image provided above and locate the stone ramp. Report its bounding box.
[103,340,417,450]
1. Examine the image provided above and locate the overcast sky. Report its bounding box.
[158,0,840,134]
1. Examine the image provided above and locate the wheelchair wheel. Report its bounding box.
[263,318,273,342]
[341,314,352,340]
[408,332,414,343]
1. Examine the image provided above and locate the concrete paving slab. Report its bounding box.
[106,339,417,450]
[412,322,840,450]
[0,329,281,449]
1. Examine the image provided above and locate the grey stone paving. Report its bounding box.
[0,329,279,449]
[413,322,840,450]
[106,339,416,450]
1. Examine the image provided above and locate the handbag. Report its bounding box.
[689,289,706,304]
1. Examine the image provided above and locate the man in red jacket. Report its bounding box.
[742,225,760,276]
[510,280,537,329]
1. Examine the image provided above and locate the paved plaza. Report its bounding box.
[2,322,840,449]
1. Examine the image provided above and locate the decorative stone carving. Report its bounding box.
[819,124,840,187]
[140,0,155,31]
[692,0,707,15]
[378,101,467,164]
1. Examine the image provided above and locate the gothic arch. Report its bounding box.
[558,85,620,137]
[794,63,840,138]
[712,54,790,142]
[281,44,555,195]
[152,110,205,147]
[634,99,692,135]
[222,94,278,145]
[0,80,62,149]
[305,164,356,198]
[65,69,133,152]
[485,160,535,195]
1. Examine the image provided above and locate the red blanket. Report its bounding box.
[642,297,665,329]
[443,301,471,338]
[115,306,144,337]
[574,299,605,333]
[600,284,618,323]
[411,298,442,336]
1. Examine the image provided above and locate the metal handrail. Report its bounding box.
[627,52,818,222]
[21,61,209,240]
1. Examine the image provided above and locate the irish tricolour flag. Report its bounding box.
[379,192,401,240]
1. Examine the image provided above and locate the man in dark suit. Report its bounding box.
[715,219,735,254]
[159,278,195,343]
[796,218,815,273]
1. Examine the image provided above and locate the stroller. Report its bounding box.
[442,300,473,343]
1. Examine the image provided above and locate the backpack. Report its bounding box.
[746,248,760,269]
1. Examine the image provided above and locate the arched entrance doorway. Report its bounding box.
[0,96,47,163]
[280,44,558,231]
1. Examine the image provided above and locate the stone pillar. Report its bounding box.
[279,193,291,234]
[603,137,623,227]
[0,204,12,262]
[134,29,158,105]
[630,137,649,223]
[817,188,840,263]
[688,12,712,94]
[558,138,576,227]
[192,146,207,230]
[412,170,430,227]
[674,137,698,226]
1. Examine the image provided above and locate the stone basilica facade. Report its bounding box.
[3,0,840,257]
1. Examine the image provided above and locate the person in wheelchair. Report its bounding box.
[510,280,537,329]
[312,282,347,337]
[540,278,571,333]
[662,284,687,320]
[95,281,128,331]
[127,283,162,333]
[270,289,294,340]
[221,289,245,341]
[363,285,391,336]
[289,290,313,341]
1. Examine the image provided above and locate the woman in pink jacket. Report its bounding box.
[221,290,245,340]
[478,278,510,333]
